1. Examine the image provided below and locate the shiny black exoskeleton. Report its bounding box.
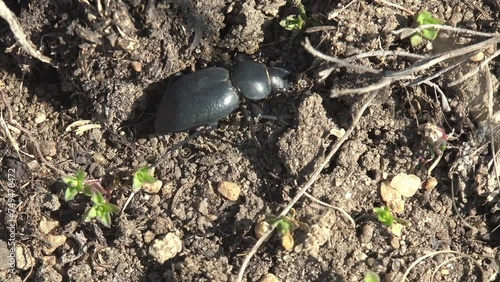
[154,61,290,134]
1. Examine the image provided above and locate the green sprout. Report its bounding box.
[83,191,119,228]
[410,11,443,47]
[62,170,87,201]
[264,209,308,250]
[62,170,118,227]
[373,206,409,227]
[280,0,308,31]
[132,166,156,192]
[122,166,157,213]
[364,271,380,282]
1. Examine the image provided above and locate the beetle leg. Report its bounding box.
[241,104,262,148]
[152,124,216,168]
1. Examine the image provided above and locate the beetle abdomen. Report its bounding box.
[155,67,240,133]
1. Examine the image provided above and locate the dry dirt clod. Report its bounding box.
[39,216,60,234]
[217,181,241,201]
[380,181,401,203]
[15,245,32,270]
[148,233,182,264]
[42,234,67,255]
[34,112,46,124]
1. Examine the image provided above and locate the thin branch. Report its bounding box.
[0,0,52,64]
[393,24,499,39]
[373,0,414,15]
[302,37,381,75]
[484,62,500,193]
[344,50,427,62]
[447,49,500,87]
[236,91,378,282]
[304,192,356,229]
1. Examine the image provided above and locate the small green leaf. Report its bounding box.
[83,185,92,197]
[91,191,106,205]
[280,15,304,31]
[373,206,394,227]
[133,166,156,191]
[62,175,78,187]
[101,203,120,214]
[99,212,112,227]
[64,187,79,201]
[364,270,380,282]
[415,11,433,25]
[421,28,438,41]
[84,206,98,221]
[410,34,423,47]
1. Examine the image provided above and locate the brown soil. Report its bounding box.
[0,0,499,281]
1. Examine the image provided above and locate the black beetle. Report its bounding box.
[154,60,290,134]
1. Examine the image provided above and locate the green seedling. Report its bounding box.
[280,0,308,31]
[410,11,443,47]
[122,166,157,213]
[420,123,450,175]
[62,170,87,201]
[264,209,308,250]
[132,166,156,192]
[62,170,118,227]
[373,206,409,227]
[83,191,119,228]
[363,270,380,282]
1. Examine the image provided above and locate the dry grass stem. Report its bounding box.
[448,49,500,87]
[0,0,52,64]
[393,24,499,39]
[304,191,356,229]
[236,90,378,282]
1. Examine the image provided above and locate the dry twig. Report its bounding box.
[236,91,378,282]
[0,0,52,64]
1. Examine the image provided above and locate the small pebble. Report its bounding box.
[131,61,142,72]
[390,173,421,197]
[143,180,163,194]
[259,273,280,282]
[34,112,46,124]
[217,181,240,201]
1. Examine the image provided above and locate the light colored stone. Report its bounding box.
[143,180,163,194]
[380,181,401,203]
[217,181,240,201]
[259,273,280,282]
[390,173,421,197]
[34,112,46,124]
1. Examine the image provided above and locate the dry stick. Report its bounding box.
[400,250,489,282]
[448,49,500,87]
[304,191,356,229]
[0,0,52,64]
[329,36,500,96]
[393,24,499,39]
[302,37,381,75]
[404,54,472,87]
[483,63,500,192]
[422,81,451,112]
[0,92,64,175]
[236,91,378,282]
[344,50,427,62]
[373,0,414,15]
